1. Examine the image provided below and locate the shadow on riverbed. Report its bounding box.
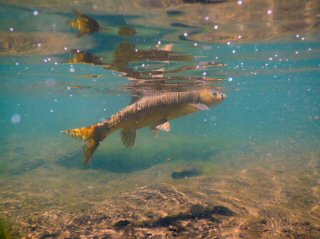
[114,204,235,229]
[57,142,218,173]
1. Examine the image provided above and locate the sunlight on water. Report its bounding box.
[0,0,319,238]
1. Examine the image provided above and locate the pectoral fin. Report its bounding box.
[152,129,160,137]
[121,129,136,148]
[156,121,170,132]
[191,103,210,111]
[152,121,170,137]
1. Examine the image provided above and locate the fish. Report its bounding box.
[69,11,100,37]
[62,89,226,163]
[68,49,104,65]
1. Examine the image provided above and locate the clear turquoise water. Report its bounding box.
[0,1,319,238]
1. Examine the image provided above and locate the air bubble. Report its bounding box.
[70,67,75,73]
[11,114,21,124]
[33,10,39,16]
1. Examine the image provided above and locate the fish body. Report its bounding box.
[63,89,225,163]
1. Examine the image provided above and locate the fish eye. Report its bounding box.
[213,92,218,96]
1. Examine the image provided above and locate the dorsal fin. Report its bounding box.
[73,10,82,17]
[121,129,136,148]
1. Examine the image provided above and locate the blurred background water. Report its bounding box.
[0,0,319,238]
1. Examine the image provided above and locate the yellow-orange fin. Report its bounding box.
[63,124,108,163]
[83,138,100,164]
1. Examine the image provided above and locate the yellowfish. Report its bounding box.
[69,11,100,36]
[63,89,226,163]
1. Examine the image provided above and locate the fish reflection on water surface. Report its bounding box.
[69,10,101,37]
[63,89,226,163]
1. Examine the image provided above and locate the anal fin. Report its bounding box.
[121,129,136,148]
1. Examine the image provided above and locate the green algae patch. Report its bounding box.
[0,216,13,239]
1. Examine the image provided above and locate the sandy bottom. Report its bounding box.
[0,142,319,239]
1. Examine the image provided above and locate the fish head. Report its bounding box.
[199,89,226,106]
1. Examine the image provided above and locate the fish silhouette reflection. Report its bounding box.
[69,11,100,37]
[68,49,104,65]
[63,89,226,163]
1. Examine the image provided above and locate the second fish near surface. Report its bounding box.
[63,89,226,163]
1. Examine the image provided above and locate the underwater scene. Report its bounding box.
[0,0,319,238]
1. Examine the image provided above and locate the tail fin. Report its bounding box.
[63,124,108,164]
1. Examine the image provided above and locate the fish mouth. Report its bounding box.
[221,93,227,99]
